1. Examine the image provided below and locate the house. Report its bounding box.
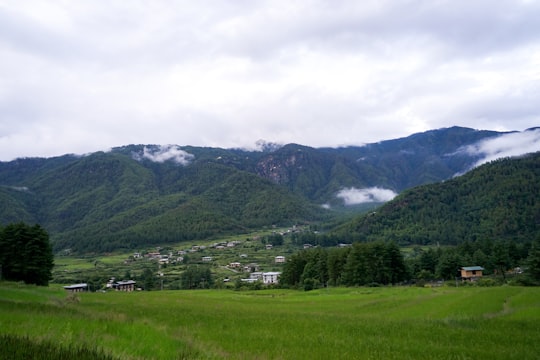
[460,266,484,281]
[244,263,260,272]
[262,272,281,284]
[229,262,241,268]
[275,256,286,263]
[265,244,273,250]
[250,272,263,280]
[202,256,213,262]
[113,280,136,292]
[63,283,88,292]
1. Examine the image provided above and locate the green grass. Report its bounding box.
[1,282,539,359]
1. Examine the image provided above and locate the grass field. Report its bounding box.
[1,283,539,359]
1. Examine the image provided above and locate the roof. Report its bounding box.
[63,283,88,289]
[115,280,136,285]
[461,266,484,271]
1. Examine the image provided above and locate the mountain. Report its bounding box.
[332,152,540,245]
[1,151,323,252]
[0,126,535,253]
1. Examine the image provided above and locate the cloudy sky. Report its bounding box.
[1,0,539,161]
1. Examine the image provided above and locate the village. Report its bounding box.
[60,225,494,293]
[59,226,305,292]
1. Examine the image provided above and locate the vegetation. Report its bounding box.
[0,127,510,253]
[0,334,117,360]
[0,222,54,286]
[333,153,540,246]
[281,241,407,289]
[1,282,539,359]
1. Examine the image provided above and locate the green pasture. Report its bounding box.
[1,283,539,359]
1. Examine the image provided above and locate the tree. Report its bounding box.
[180,265,213,289]
[526,239,540,282]
[141,267,156,290]
[0,223,54,286]
[435,250,461,280]
[492,241,511,282]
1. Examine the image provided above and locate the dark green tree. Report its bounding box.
[180,265,213,289]
[491,241,511,282]
[141,267,156,290]
[526,239,540,282]
[0,223,54,286]
[435,250,461,280]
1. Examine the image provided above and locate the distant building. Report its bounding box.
[202,256,213,262]
[460,266,484,281]
[275,256,286,263]
[250,272,263,280]
[112,280,136,292]
[244,263,260,272]
[262,272,281,284]
[63,283,88,292]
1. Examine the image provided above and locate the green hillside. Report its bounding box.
[333,152,540,245]
[0,152,325,253]
[0,127,532,253]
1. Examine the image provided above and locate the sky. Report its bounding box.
[1,0,540,161]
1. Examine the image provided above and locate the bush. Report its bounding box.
[476,278,498,287]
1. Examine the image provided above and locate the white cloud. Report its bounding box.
[464,129,540,167]
[337,187,398,205]
[133,145,194,165]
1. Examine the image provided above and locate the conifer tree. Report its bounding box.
[0,223,54,286]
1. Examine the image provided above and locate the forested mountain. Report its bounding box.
[0,152,323,252]
[333,152,540,245]
[0,126,535,253]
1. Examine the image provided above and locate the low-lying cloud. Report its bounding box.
[337,187,398,206]
[133,145,194,165]
[464,128,540,167]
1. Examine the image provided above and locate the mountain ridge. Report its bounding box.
[1,126,538,252]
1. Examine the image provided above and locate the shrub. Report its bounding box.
[476,278,498,287]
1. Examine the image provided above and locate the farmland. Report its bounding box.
[1,282,539,359]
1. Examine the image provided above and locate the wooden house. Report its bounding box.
[113,280,136,292]
[460,266,484,281]
[63,283,88,292]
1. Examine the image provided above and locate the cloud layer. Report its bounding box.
[133,145,194,165]
[1,1,539,160]
[463,128,540,167]
[337,187,398,206]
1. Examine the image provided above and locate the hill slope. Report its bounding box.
[1,151,324,252]
[0,126,534,252]
[333,152,540,245]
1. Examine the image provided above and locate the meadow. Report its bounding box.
[1,282,539,359]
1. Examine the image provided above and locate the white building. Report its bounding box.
[262,272,281,284]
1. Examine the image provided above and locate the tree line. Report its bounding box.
[280,237,540,289]
[280,241,408,289]
[0,222,54,286]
